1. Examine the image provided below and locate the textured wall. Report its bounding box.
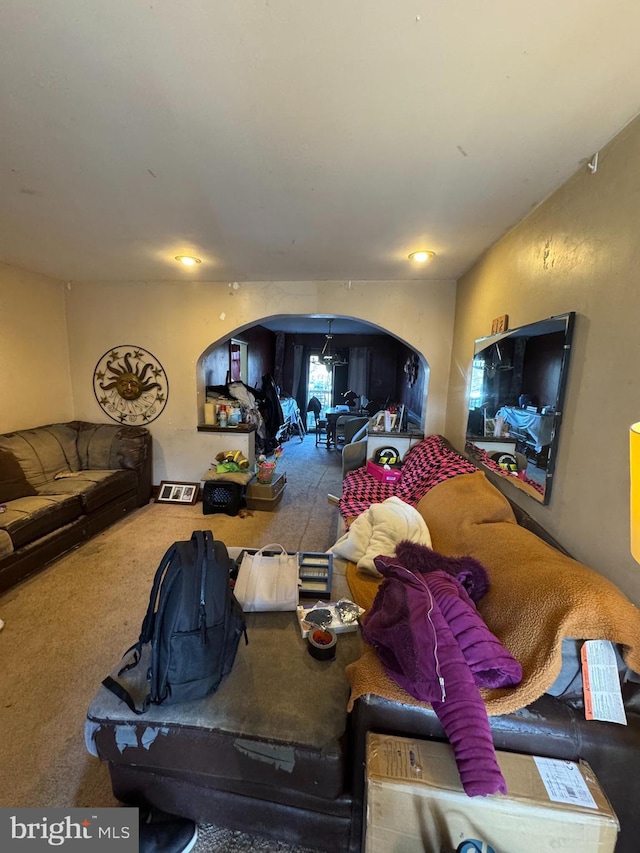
[448,114,640,604]
[0,265,72,433]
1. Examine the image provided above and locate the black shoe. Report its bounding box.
[139,809,198,853]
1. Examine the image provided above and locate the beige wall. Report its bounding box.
[64,278,456,483]
[0,264,73,433]
[447,115,640,605]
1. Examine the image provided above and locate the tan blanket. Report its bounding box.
[346,471,640,716]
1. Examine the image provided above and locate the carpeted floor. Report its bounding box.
[0,433,345,852]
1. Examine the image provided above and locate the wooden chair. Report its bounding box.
[307,397,328,447]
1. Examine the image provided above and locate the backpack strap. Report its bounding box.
[101,675,151,715]
[115,541,178,675]
[139,542,179,644]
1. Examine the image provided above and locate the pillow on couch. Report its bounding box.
[0,426,77,487]
[415,470,640,714]
[0,450,37,502]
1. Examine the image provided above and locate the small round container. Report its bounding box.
[307,628,337,661]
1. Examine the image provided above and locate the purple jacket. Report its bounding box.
[362,554,522,796]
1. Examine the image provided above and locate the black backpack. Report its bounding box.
[103,530,247,714]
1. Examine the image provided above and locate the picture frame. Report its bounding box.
[373,411,399,431]
[491,314,509,334]
[229,339,248,383]
[156,481,199,505]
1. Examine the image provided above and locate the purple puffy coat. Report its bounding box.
[362,554,522,796]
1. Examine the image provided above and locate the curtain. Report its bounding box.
[347,347,370,401]
[291,344,304,400]
[274,332,285,392]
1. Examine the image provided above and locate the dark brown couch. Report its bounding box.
[0,420,152,592]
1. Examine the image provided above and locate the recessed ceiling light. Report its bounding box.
[408,250,435,262]
[175,255,201,266]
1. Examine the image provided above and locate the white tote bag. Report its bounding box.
[234,543,299,612]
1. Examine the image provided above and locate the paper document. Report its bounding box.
[581,640,627,725]
[533,757,597,809]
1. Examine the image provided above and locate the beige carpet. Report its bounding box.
[0,434,343,852]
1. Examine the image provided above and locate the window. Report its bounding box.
[469,357,485,410]
[307,355,333,428]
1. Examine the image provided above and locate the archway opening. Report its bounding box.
[197,314,429,453]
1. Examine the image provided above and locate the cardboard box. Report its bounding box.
[365,735,618,853]
[366,460,403,483]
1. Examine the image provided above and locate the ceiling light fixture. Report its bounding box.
[321,319,348,371]
[408,250,435,262]
[175,255,201,266]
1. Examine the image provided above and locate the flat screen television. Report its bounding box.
[466,312,575,504]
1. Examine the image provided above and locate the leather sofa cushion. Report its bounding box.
[0,529,13,559]
[36,469,138,513]
[75,423,148,471]
[0,424,80,488]
[0,450,37,502]
[0,494,83,549]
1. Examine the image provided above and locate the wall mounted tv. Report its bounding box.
[466,312,575,504]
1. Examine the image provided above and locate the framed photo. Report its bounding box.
[156,481,199,505]
[373,411,399,431]
[491,314,509,334]
[229,339,248,383]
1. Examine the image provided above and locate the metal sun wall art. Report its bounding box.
[93,346,168,424]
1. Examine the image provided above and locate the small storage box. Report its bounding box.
[202,480,246,516]
[245,473,286,510]
[366,460,403,483]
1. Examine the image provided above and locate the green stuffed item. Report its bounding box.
[215,449,249,469]
[216,461,243,473]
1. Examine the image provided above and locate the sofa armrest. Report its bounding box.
[72,422,152,506]
[342,440,367,478]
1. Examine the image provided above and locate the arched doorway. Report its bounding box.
[197,314,427,437]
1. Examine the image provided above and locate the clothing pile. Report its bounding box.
[363,540,522,796]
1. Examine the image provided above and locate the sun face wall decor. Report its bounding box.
[93,346,168,424]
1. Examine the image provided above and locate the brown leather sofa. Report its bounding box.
[86,437,640,853]
[0,420,152,592]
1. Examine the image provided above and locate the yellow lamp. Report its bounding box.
[631,423,640,561]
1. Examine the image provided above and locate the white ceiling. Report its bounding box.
[1,1,640,284]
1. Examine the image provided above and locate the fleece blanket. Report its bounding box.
[346,470,640,716]
[330,496,432,576]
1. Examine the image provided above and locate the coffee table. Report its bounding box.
[85,554,362,852]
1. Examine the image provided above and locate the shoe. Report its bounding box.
[139,809,198,853]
